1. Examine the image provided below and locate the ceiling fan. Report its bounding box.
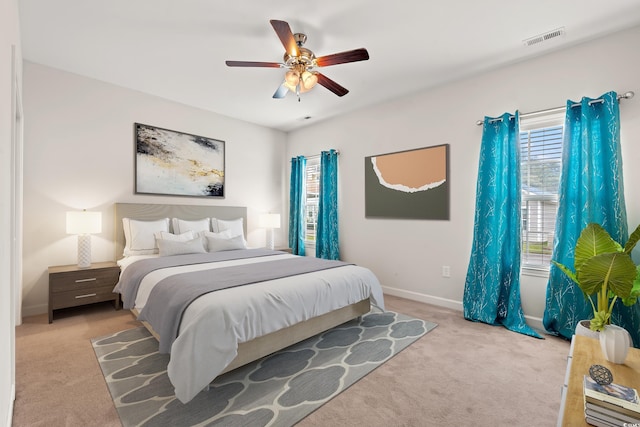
[225,20,369,100]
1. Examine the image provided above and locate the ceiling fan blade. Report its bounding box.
[316,73,349,97]
[273,84,288,99]
[270,20,300,57]
[315,48,369,67]
[225,60,282,68]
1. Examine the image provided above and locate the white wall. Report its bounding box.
[286,26,640,329]
[21,63,288,317]
[1,0,22,423]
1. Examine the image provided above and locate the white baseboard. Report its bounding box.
[526,316,544,333]
[20,303,47,318]
[6,382,14,427]
[382,285,463,311]
[381,285,545,333]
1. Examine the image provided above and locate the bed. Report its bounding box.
[112,202,385,403]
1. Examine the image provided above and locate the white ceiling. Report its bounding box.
[18,1,640,132]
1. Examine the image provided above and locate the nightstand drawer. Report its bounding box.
[49,268,120,293]
[50,285,118,310]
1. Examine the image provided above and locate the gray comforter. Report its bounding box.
[138,255,352,353]
[114,248,281,309]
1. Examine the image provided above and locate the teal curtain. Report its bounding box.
[289,156,306,256]
[543,91,640,345]
[464,112,541,338]
[316,149,340,260]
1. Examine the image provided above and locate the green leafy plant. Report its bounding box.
[553,223,640,332]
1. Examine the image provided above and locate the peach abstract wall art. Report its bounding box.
[365,144,449,219]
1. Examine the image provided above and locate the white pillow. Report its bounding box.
[206,234,247,252]
[211,217,244,238]
[122,218,170,256]
[171,218,210,235]
[156,230,195,242]
[157,237,206,257]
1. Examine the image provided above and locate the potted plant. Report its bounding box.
[553,222,640,332]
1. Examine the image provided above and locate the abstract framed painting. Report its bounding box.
[364,144,449,220]
[134,123,225,198]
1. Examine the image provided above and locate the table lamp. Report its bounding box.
[259,213,281,250]
[66,210,102,268]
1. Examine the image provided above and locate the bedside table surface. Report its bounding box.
[48,261,118,274]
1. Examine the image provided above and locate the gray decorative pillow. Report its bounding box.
[206,234,247,252]
[157,237,206,256]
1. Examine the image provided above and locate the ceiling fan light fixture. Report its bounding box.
[285,70,299,85]
[284,70,300,91]
[300,71,318,92]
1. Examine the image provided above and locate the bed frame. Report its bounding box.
[114,202,370,374]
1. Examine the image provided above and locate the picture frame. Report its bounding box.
[134,123,225,198]
[364,144,449,220]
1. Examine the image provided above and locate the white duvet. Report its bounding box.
[118,253,385,403]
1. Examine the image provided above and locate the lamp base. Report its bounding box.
[77,234,92,268]
[266,228,274,250]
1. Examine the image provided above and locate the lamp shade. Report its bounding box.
[66,211,102,235]
[259,213,281,229]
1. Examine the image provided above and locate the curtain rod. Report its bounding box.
[292,150,341,160]
[475,91,635,126]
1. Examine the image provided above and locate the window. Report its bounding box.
[519,113,564,274]
[303,157,320,246]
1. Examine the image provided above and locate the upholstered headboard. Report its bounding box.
[114,203,247,259]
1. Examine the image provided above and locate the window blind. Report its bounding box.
[520,124,563,269]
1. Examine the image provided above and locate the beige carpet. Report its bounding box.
[14,295,570,426]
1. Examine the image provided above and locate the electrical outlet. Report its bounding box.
[442,265,450,278]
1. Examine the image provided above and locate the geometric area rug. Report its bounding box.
[92,311,437,427]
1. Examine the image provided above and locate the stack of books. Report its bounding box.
[583,375,640,426]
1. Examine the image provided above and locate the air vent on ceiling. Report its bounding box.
[523,27,566,47]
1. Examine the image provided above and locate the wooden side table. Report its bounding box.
[559,334,640,425]
[275,247,293,253]
[48,261,121,323]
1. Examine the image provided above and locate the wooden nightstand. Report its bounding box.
[275,247,292,253]
[48,261,121,323]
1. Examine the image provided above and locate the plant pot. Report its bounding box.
[575,320,600,340]
[599,324,631,364]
